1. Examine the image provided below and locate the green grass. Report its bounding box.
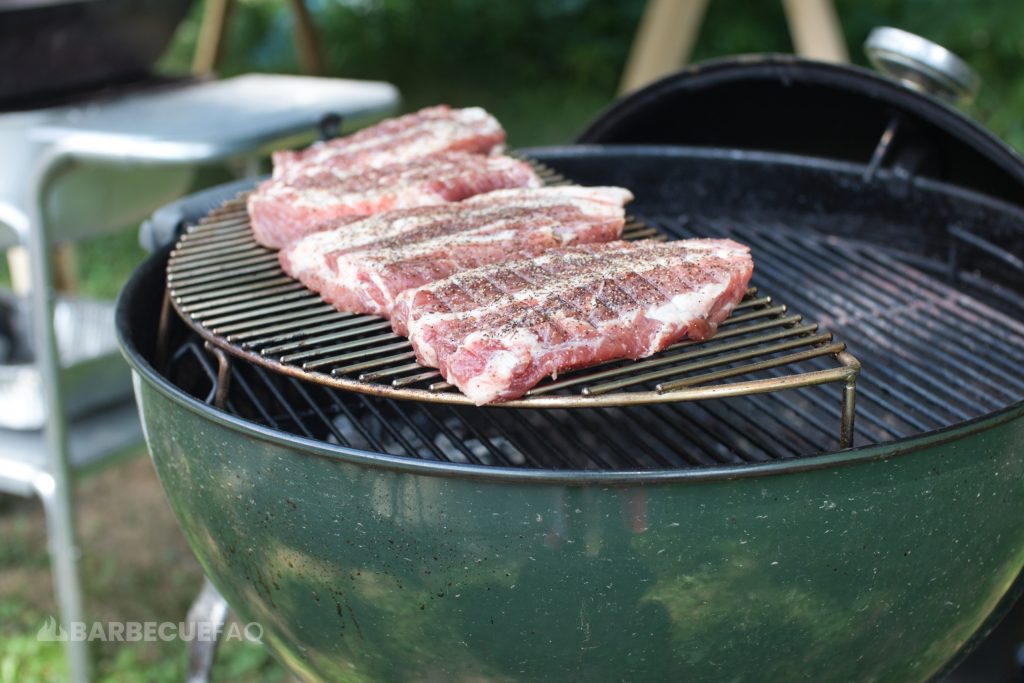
[0,634,65,683]
[0,538,286,681]
[74,231,149,300]
[0,460,289,682]
[0,538,284,682]
[0,628,283,683]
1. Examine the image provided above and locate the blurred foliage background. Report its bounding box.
[159,0,1024,150]
[68,0,1023,300]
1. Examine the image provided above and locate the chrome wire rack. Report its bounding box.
[162,162,860,447]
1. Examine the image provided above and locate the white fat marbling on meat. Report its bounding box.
[645,281,727,348]
[645,282,723,324]
[366,269,395,315]
[464,186,633,208]
[459,328,539,404]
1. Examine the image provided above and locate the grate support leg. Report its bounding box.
[205,343,233,409]
[837,351,860,449]
[840,379,857,449]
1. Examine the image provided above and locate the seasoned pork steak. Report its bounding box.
[279,186,633,316]
[391,239,754,404]
[248,152,541,248]
[272,105,505,182]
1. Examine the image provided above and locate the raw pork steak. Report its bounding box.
[272,105,505,182]
[248,152,541,248]
[279,186,633,316]
[392,239,754,404]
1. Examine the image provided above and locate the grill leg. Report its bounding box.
[186,579,229,683]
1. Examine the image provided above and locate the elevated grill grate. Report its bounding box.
[163,161,860,446]
[166,334,859,469]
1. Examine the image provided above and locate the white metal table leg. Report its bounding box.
[34,472,89,683]
[28,147,89,683]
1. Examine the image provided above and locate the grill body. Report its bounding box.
[124,287,1024,682]
[119,142,1024,682]
[141,391,1022,683]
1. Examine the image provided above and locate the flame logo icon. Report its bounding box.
[36,616,68,642]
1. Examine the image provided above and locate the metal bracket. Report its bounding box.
[947,224,1024,288]
[156,289,175,374]
[863,115,901,183]
[204,342,232,410]
[318,112,343,142]
[837,352,860,450]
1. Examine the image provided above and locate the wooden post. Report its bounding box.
[288,0,325,76]
[619,0,711,95]
[192,0,233,75]
[782,0,849,63]
[52,245,78,292]
[193,0,325,76]
[7,246,30,294]
[8,245,78,295]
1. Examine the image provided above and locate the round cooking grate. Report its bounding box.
[163,160,859,448]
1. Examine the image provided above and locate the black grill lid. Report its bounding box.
[578,56,1024,209]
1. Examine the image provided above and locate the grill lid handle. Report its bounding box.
[864,27,980,103]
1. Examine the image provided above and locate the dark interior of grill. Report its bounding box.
[146,147,1024,471]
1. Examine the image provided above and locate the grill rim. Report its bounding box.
[119,243,1024,485]
[118,143,1024,483]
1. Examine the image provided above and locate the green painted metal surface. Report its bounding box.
[130,370,1024,683]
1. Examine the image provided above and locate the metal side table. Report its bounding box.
[0,72,399,682]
